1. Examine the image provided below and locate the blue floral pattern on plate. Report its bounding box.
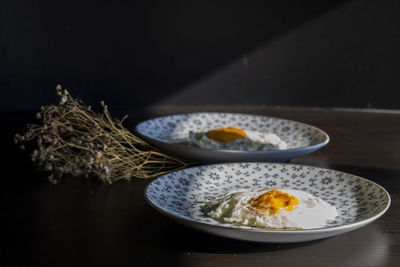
[136,113,330,163]
[144,163,390,242]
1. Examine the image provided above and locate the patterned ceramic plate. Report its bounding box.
[144,163,390,243]
[135,112,329,163]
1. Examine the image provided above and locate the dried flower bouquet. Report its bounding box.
[14,85,188,184]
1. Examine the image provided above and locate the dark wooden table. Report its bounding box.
[2,107,400,266]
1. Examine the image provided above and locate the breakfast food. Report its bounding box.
[189,127,287,151]
[202,188,338,229]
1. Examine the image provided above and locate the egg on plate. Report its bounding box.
[202,188,338,229]
[189,127,287,151]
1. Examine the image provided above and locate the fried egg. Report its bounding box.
[202,188,338,229]
[189,127,287,151]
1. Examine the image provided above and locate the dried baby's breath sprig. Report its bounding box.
[14,85,188,184]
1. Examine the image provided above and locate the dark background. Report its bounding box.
[1,0,400,111]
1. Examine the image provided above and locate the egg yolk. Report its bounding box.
[250,190,299,215]
[206,127,247,143]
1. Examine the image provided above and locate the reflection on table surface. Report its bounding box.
[2,107,399,266]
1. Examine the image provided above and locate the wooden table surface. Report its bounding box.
[2,106,400,267]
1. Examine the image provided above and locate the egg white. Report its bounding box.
[202,188,338,229]
[189,130,287,151]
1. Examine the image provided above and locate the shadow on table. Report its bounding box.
[159,223,325,253]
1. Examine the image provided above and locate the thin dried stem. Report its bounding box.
[14,85,188,184]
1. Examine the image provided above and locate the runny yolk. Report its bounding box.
[250,190,299,215]
[206,127,247,143]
